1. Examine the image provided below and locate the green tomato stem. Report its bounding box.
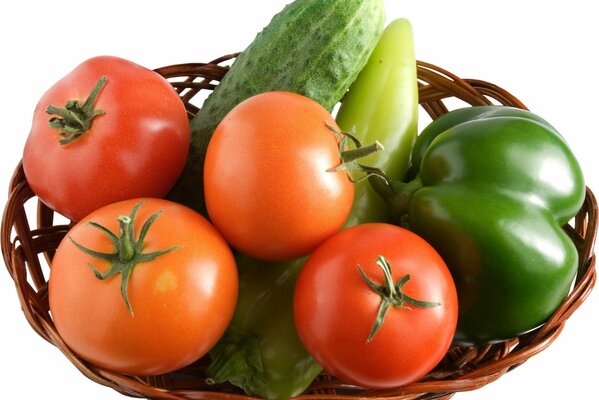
[326,123,386,183]
[358,255,440,343]
[117,216,135,262]
[68,201,180,315]
[47,76,107,145]
[340,141,384,164]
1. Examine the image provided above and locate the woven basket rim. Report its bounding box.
[2,55,597,400]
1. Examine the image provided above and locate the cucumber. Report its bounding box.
[168,0,386,214]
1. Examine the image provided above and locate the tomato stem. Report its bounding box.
[325,123,387,183]
[118,216,135,262]
[67,201,181,315]
[340,141,384,163]
[46,76,107,145]
[358,255,440,343]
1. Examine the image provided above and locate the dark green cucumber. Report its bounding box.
[168,0,385,214]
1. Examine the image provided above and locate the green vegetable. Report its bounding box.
[405,105,562,180]
[168,0,386,214]
[206,255,322,400]
[336,18,418,228]
[373,106,586,344]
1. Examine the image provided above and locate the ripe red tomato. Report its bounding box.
[23,56,190,222]
[204,91,354,261]
[294,223,458,389]
[49,198,238,376]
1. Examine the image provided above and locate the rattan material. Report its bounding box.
[2,54,597,400]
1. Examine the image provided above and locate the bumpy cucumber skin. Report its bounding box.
[168,0,385,214]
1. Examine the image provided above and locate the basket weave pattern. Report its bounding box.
[2,54,597,399]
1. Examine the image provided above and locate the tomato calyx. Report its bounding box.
[67,201,181,315]
[46,76,107,145]
[325,123,386,183]
[358,256,441,343]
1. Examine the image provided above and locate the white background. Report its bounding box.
[1,1,597,399]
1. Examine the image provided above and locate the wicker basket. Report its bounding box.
[2,53,597,400]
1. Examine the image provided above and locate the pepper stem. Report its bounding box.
[369,174,423,225]
[358,255,441,343]
[67,201,180,315]
[47,76,107,145]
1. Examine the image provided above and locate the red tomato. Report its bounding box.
[49,198,238,376]
[294,223,458,389]
[23,56,190,222]
[204,91,354,261]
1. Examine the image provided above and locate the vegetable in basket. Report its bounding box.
[207,255,322,400]
[336,18,419,228]
[167,0,386,216]
[372,106,586,344]
[48,199,238,376]
[23,56,190,222]
[294,223,458,389]
[204,91,381,262]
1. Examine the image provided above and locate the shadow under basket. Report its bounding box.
[2,54,597,400]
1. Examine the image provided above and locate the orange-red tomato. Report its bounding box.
[49,198,238,376]
[23,56,189,222]
[204,91,354,261]
[294,223,458,389]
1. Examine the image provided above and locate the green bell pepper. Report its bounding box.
[206,255,322,399]
[336,18,418,227]
[373,106,586,344]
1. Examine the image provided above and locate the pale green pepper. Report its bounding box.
[336,18,418,227]
[205,255,322,399]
